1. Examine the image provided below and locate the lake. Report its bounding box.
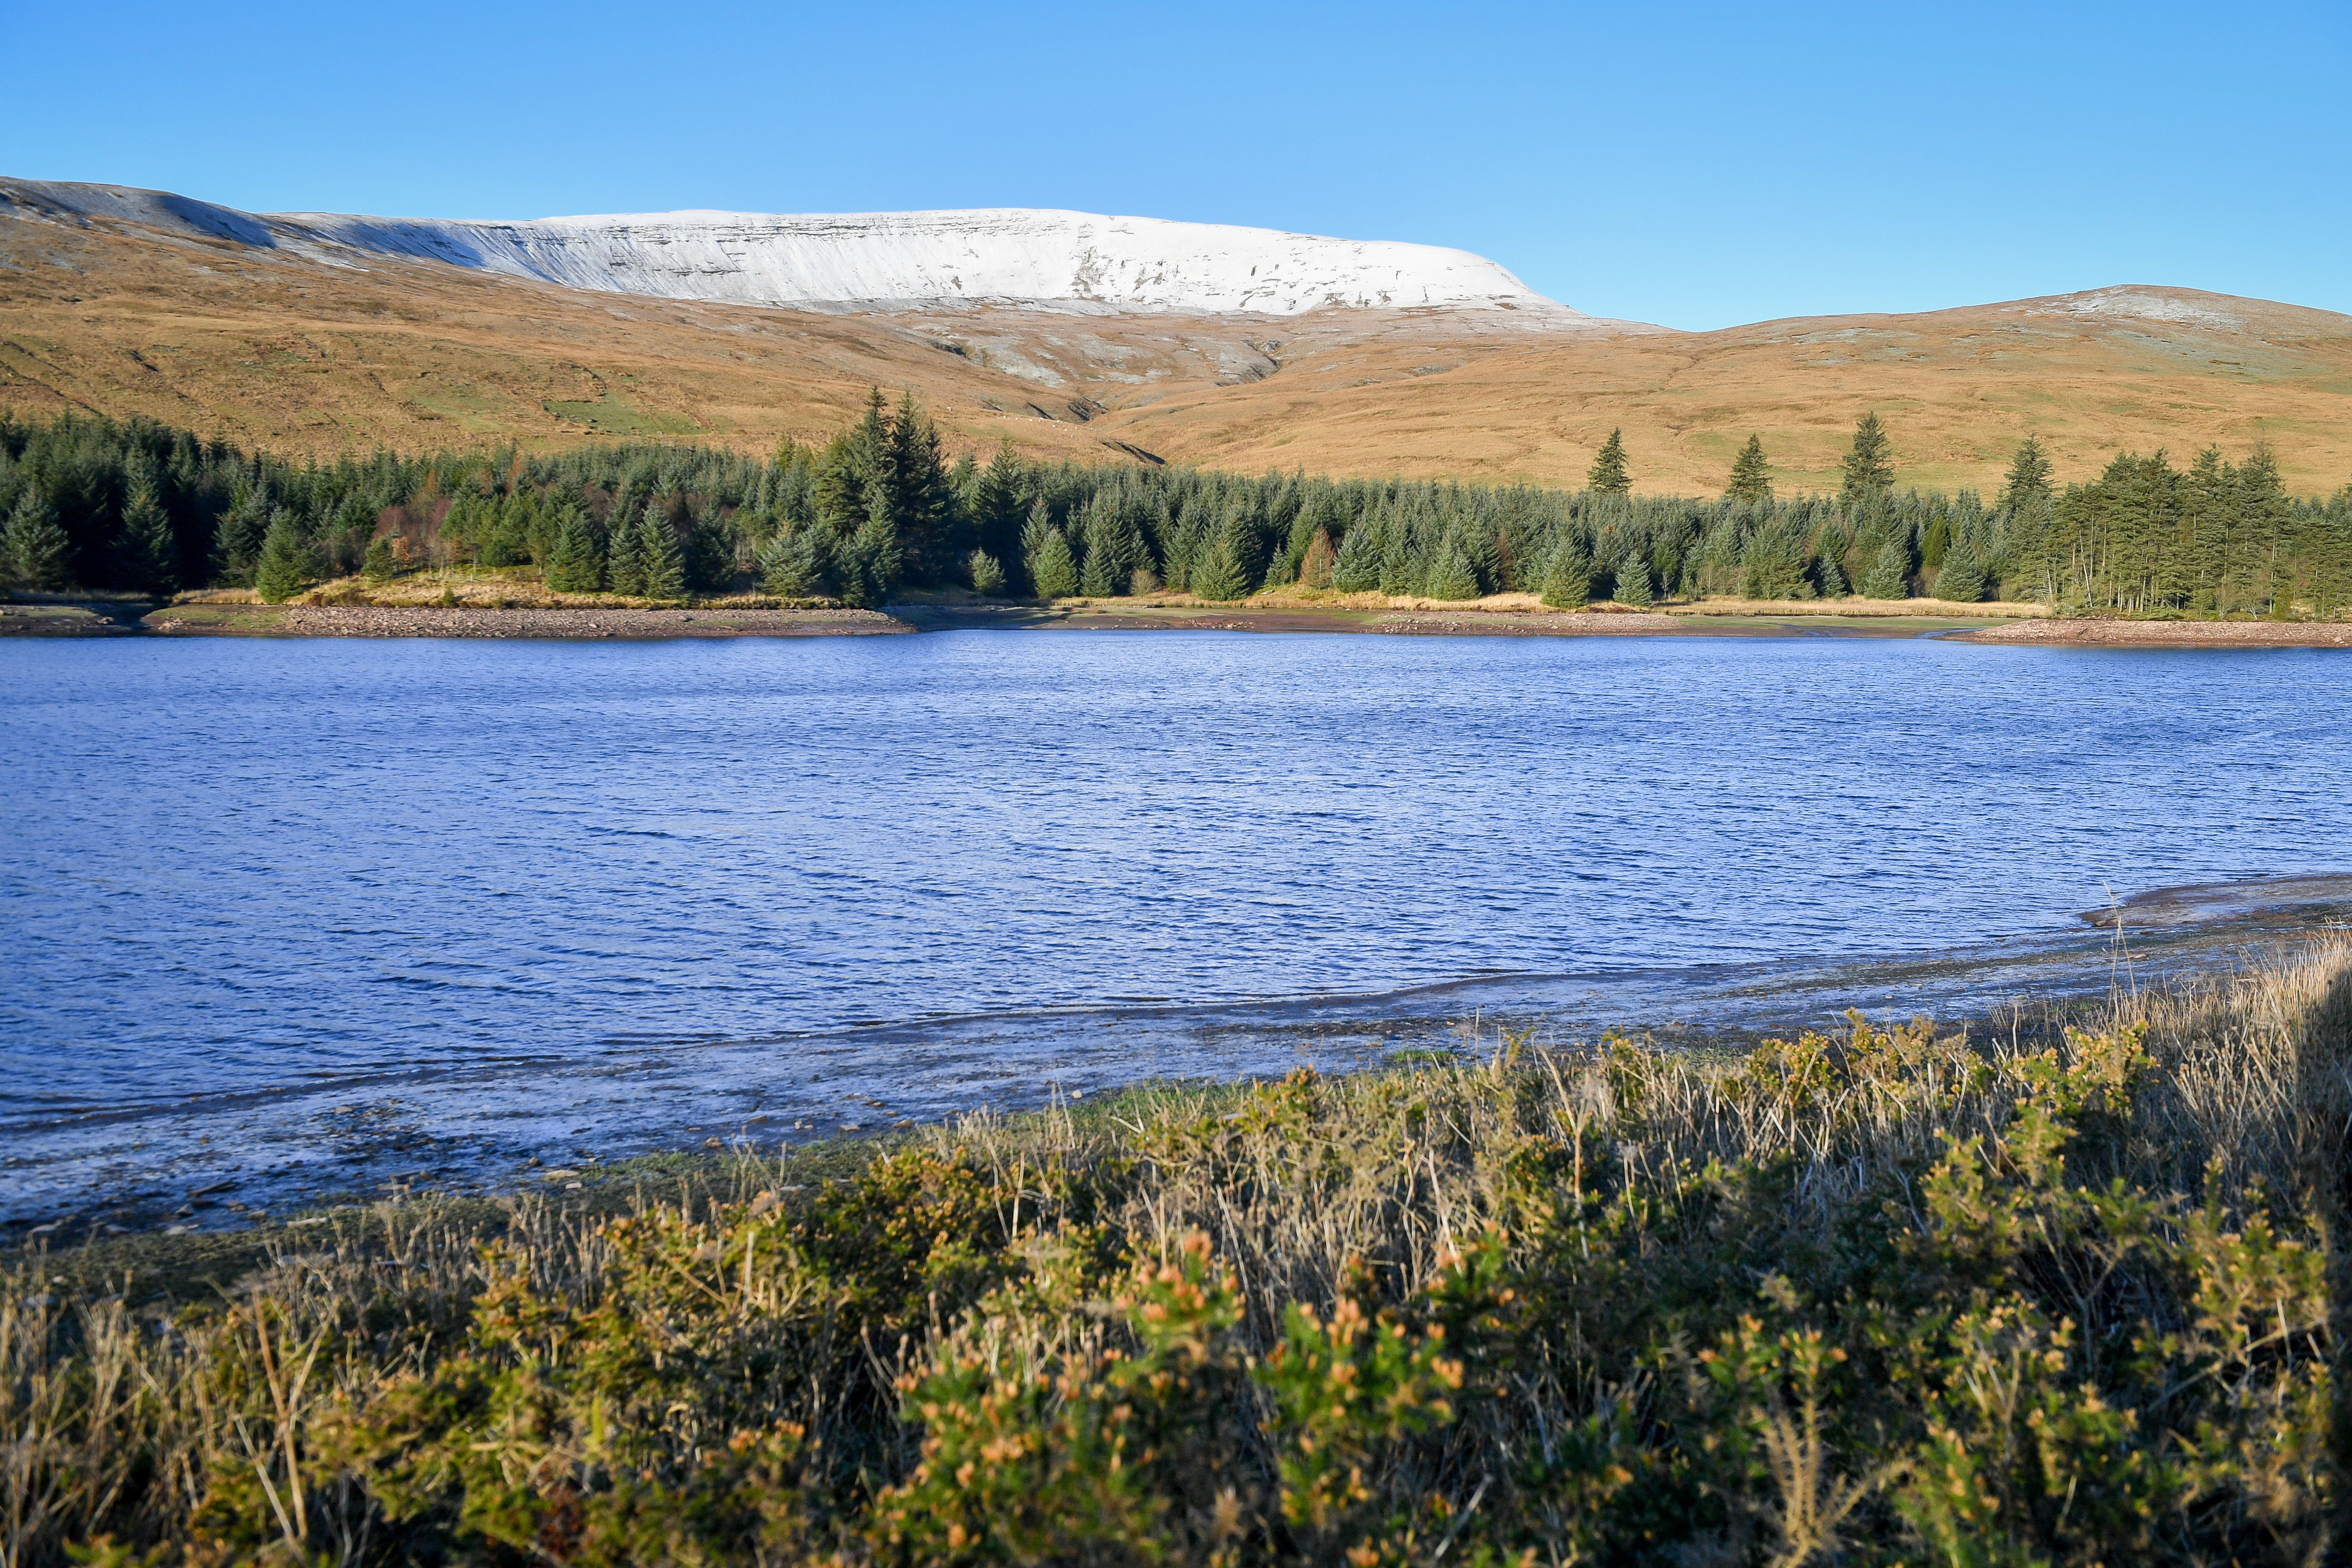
[5,629,2349,1223]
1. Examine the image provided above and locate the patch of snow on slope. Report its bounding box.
[2031,288,2245,331]
[264,207,1581,320]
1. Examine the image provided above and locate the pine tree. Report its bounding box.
[544,507,603,593]
[966,550,1007,596]
[3,483,70,590]
[120,470,178,593]
[2001,437,2053,514]
[1859,537,1911,599]
[605,506,648,596]
[973,439,1027,569]
[1029,527,1081,599]
[1426,538,1481,600]
[639,514,685,601]
[1018,499,1056,595]
[1613,553,1654,607]
[1840,414,1895,501]
[253,516,316,602]
[1726,435,1772,505]
[213,487,271,585]
[1936,548,1987,603]
[758,528,827,598]
[1588,429,1631,496]
[1332,517,1384,592]
[884,390,953,583]
[1540,536,1591,607]
[363,534,399,583]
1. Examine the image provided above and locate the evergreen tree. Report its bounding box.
[1813,541,1849,598]
[1613,553,1654,607]
[1859,537,1911,599]
[1740,525,1810,599]
[1840,413,1895,501]
[1426,538,1481,600]
[972,439,1027,570]
[1332,516,1384,592]
[605,505,648,596]
[1540,536,1591,608]
[3,484,70,590]
[213,487,271,586]
[758,527,827,598]
[1028,526,1080,599]
[253,516,316,602]
[1726,435,1772,505]
[363,534,400,583]
[2001,437,2053,513]
[1189,519,1250,601]
[1936,548,1987,603]
[544,507,604,593]
[119,470,178,593]
[883,390,953,582]
[639,514,685,600]
[966,550,1007,597]
[1587,429,1631,496]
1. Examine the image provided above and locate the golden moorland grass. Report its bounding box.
[6,208,2350,496]
[5,936,2348,1564]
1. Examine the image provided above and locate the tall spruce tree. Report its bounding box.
[883,390,953,583]
[253,516,316,603]
[119,467,178,593]
[638,513,685,600]
[1840,414,1895,501]
[544,506,603,593]
[1859,537,1911,599]
[1726,435,1772,505]
[1614,553,1655,607]
[605,504,648,596]
[1028,526,1080,599]
[1588,430,1631,495]
[3,483,70,590]
[1189,523,1248,602]
[2001,437,2053,514]
[1540,536,1592,607]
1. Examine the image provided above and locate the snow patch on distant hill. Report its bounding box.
[2028,288,2246,331]
[272,207,1579,319]
[0,179,1581,321]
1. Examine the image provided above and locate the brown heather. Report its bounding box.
[5,937,2350,1566]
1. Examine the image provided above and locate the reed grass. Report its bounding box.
[5,937,2348,1565]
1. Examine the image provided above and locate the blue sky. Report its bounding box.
[8,1,2347,330]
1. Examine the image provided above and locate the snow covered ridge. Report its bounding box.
[0,179,1581,320]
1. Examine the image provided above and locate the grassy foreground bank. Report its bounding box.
[7,942,2350,1566]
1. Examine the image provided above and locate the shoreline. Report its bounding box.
[7,596,2349,647]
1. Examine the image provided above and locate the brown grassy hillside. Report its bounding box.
[5,204,2348,494]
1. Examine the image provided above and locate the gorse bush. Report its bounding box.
[5,404,2348,614]
[8,939,2349,1565]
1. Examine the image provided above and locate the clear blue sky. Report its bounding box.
[8,0,2347,331]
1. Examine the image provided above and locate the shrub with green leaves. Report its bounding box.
[5,942,2349,1565]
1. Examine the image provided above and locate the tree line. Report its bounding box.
[4,401,2347,615]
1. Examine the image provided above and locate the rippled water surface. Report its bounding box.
[4,631,2349,1217]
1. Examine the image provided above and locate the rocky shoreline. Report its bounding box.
[152,604,914,638]
[8,599,2348,646]
[1963,618,2352,649]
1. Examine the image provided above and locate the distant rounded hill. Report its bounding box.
[2,177,2347,494]
[2,180,1593,321]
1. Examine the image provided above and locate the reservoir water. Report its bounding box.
[4,629,2349,1223]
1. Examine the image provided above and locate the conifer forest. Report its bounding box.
[4,395,2349,616]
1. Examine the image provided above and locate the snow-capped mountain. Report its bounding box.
[0,179,1579,320]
